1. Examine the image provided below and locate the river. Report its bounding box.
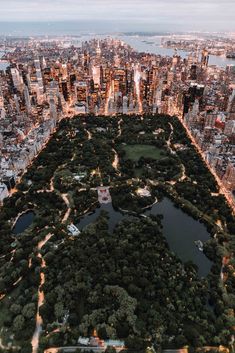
[119,35,235,68]
[70,34,235,68]
[77,197,212,277]
[1,36,234,70]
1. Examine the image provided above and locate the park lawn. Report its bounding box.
[123,144,163,162]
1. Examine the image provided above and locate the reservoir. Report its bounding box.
[12,211,35,235]
[77,197,212,277]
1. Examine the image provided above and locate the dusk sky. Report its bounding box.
[0,0,234,32]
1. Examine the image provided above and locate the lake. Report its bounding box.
[147,198,212,277]
[77,197,212,277]
[12,210,35,234]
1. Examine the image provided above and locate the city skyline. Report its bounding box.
[0,0,234,33]
[0,0,235,351]
[0,35,235,352]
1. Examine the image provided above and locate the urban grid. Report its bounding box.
[0,36,235,208]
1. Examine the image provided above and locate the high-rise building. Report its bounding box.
[227,89,235,119]
[92,66,101,85]
[201,49,209,67]
[11,68,23,91]
[223,162,235,191]
[34,59,44,96]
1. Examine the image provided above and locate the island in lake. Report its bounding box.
[0,114,234,353]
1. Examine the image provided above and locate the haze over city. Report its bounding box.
[0,0,235,34]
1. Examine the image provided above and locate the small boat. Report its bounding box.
[195,240,203,251]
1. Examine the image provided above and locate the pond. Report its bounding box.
[12,211,35,235]
[77,197,212,277]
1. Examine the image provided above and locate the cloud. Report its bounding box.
[0,0,234,32]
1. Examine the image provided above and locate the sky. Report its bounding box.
[0,0,234,33]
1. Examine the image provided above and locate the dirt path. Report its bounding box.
[85,129,92,140]
[166,122,175,154]
[31,233,53,353]
[61,194,71,223]
[112,148,120,175]
[117,118,123,138]
[179,163,187,182]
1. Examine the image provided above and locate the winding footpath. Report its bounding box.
[31,233,53,353]
[85,128,92,141]
[111,118,122,173]
[112,148,120,175]
[61,194,71,223]
[178,163,187,182]
[117,118,123,138]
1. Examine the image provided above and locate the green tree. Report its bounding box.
[10,303,22,315]
[13,314,25,332]
[22,303,36,319]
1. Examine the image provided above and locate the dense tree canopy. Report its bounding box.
[0,114,234,352]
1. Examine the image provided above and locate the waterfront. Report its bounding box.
[77,197,212,277]
[1,35,234,72]
[119,35,235,68]
[70,33,235,68]
[0,0,234,349]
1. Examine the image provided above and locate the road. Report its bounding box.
[178,115,235,214]
[134,65,143,114]
[45,346,126,353]
[105,83,113,116]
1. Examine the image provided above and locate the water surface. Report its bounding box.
[77,197,212,277]
[120,35,235,68]
[13,211,35,234]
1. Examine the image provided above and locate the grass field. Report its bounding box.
[123,144,163,162]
